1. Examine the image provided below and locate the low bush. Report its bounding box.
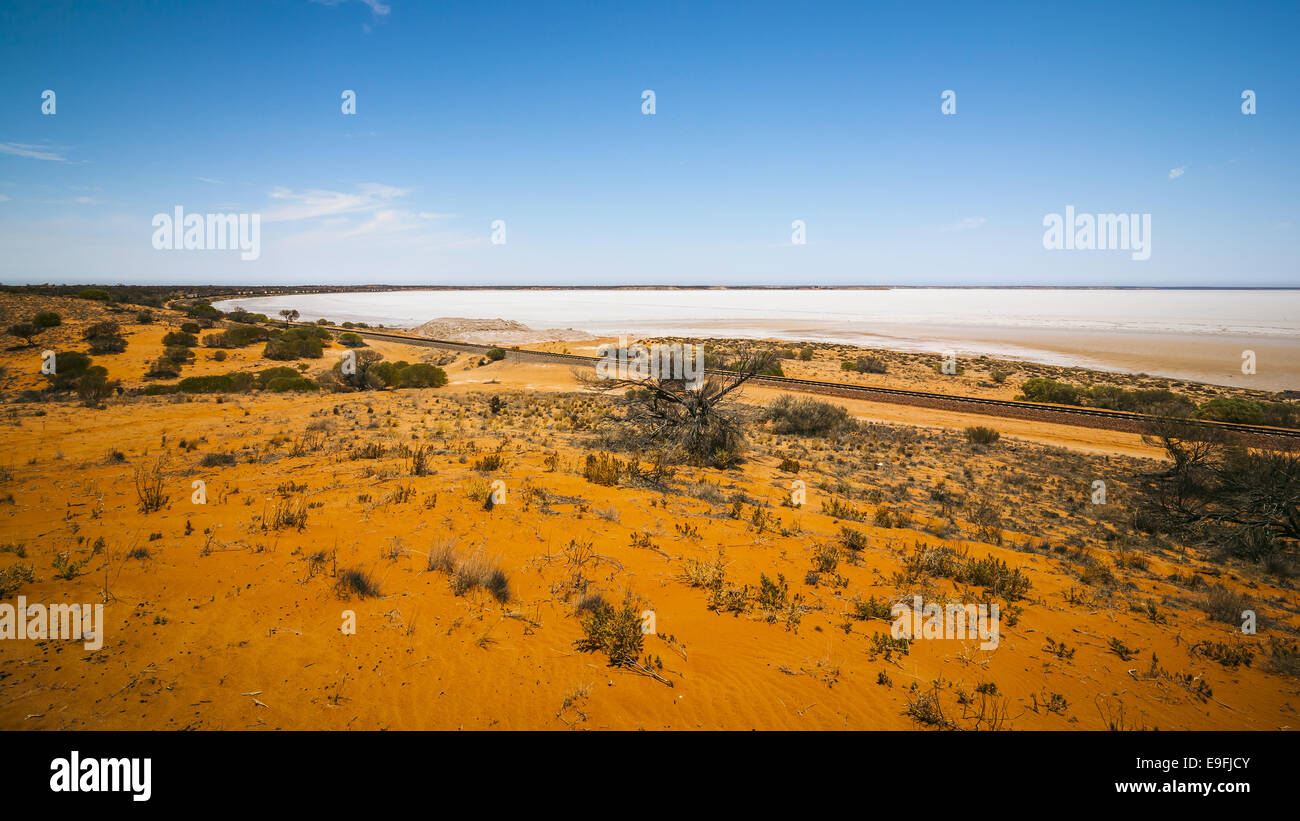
[265,376,319,393]
[766,395,854,436]
[965,425,1000,445]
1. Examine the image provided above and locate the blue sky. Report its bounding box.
[0,0,1296,286]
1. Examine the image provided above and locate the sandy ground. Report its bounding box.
[0,295,1297,731]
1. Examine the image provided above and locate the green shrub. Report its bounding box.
[47,351,93,389]
[848,356,887,374]
[263,327,327,360]
[185,302,223,320]
[395,363,447,388]
[575,600,644,666]
[1197,397,1265,425]
[178,374,236,393]
[337,332,366,348]
[162,330,198,348]
[33,311,61,328]
[1122,388,1196,417]
[225,310,268,324]
[265,376,319,393]
[1019,378,1082,405]
[83,321,127,353]
[961,555,1032,600]
[145,357,181,379]
[203,324,269,348]
[1022,379,1194,416]
[1260,401,1300,429]
[766,395,854,436]
[851,596,892,621]
[365,361,447,389]
[259,366,299,384]
[840,526,869,551]
[7,322,41,345]
[75,366,118,407]
[163,345,195,364]
[485,347,507,362]
[0,563,36,597]
[78,288,111,301]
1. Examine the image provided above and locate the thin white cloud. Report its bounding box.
[0,194,8,202]
[263,183,407,222]
[940,216,987,232]
[196,177,224,184]
[345,208,422,236]
[311,0,391,15]
[266,183,471,250]
[0,142,66,162]
[1169,166,1186,179]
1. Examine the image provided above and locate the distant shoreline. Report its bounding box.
[8,283,1300,293]
[212,284,1297,292]
[212,288,1300,392]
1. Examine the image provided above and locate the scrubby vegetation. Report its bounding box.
[1139,420,1299,574]
[583,350,776,468]
[263,326,329,360]
[766,396,856,436]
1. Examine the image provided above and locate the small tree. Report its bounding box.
[279,309,301,328]
[75,366,119,408]
[581,349,775,468]
[7,322,41,347]
[1139,418,1299,566]
[83,321,127,354]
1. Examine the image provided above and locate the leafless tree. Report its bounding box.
[1140,417,1300,566]
[579,347,777,468]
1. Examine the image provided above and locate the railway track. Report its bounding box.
[314,323,1300,449]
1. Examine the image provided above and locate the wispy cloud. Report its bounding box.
[344,208,427,236]
[195,177,223,185]
[266,182,473,250]
[1168,166,1186,179]
[940,216,987,232]
[263,183,407,222]
[0,142,66,162]
[311,0,391,15]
